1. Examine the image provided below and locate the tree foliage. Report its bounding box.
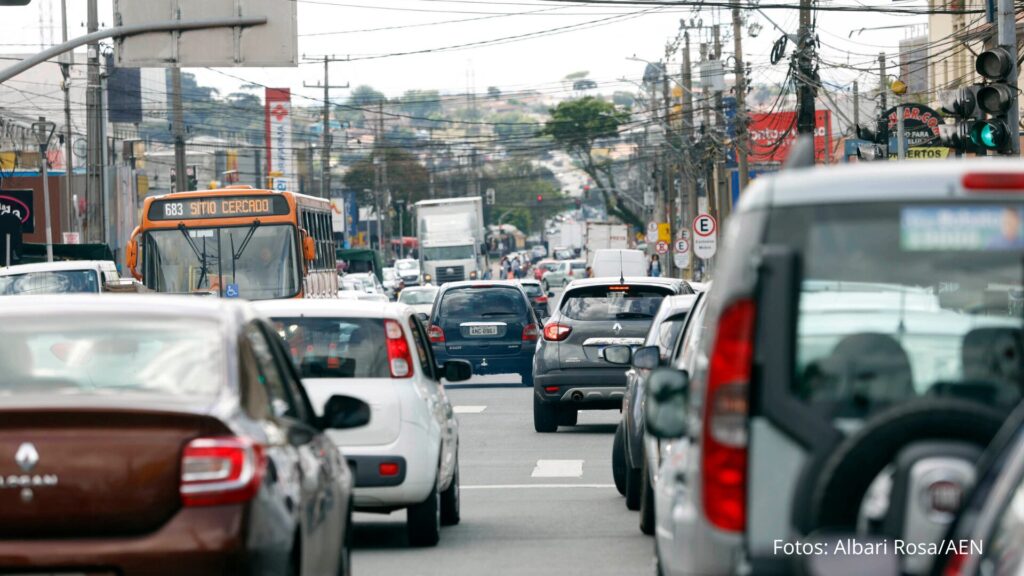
[341,147,429,233]
[542,97,641,229]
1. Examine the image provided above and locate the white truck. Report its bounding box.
[414,197,486,285]
[584,222,630,264]
[557,221,585,253]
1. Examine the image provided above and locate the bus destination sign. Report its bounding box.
[149,195,290,221]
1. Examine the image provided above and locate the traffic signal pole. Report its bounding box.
[997,0,1020,155]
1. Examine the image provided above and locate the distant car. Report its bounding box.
[530,245,548,262]
[608,293,699,525]
[382,267,405,300]
[591,249,646,279]
[517,279,550,320]
[341,273,389,302]
[532,277,693,432]
[428,281,539,386]
[534,259,560,281]
[255,299,473,548]
[552,247,575,261]
[398,285,440,320]
[0,260,122,295]
[0,295,369,575]
[541,259,586,291]
[395,258,422,286]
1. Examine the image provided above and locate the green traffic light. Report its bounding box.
[970,120,1009,150]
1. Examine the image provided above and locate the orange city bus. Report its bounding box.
[126,186,338,299]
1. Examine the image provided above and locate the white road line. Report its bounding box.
[463,484,615,490]
[531,459,584,478]
[453,405,487,414]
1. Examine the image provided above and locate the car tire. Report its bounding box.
[639,457,655,535]
[541,280,549,292]
[533,395,559,433]
[558,408,577,426]
[441,457,461,526]
[407,482,441,547]
[625,463,642,511]
[612,422,627,495]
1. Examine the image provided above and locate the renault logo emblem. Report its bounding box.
[15,443,38,472]
[612,323,622,335]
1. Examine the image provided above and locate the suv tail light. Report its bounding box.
[535,295,548,304]
[385,319,414,378]
[522,323,540,341]
[543,322,572,341]
[962,172,1024,191]
[702,299,755,533]
[427,324,445,343]
[181,437,265,507]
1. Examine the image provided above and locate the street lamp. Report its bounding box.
[31,117,56,263]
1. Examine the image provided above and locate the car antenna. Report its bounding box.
[619,250,625,285]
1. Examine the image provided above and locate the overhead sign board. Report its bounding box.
[693,213,718,259]
[113,0,298,68]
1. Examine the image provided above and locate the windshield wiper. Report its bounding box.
[229,220,261,284]
[615,312,652,319]
[178,223,212,291]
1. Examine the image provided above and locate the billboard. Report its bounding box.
[105,54,143,124]
[748,110,833,164]
[265,88,293,180]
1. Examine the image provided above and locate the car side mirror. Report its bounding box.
[645,368,689,438]
[440,359,473,382]
[602,345,632,365]
[631,346,661,370]
[321,395,371,430]
[417,312,429,322]
[547,291,555,298]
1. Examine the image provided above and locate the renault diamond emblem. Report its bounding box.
[480,358,489,368]
[15,442,38,472]
[612,323,622,335]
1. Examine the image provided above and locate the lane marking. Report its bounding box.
[531,459,584,478]
[463,484,614,490]
[453,405,487,414]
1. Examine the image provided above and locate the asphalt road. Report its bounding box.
[351,384,656,576]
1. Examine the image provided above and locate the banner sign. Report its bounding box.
[748,110,833,164]
[0,190,34,233]
[265,88,294,180]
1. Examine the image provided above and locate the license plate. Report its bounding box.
[468,325,498,336]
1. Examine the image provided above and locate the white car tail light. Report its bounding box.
[385,319,414,378]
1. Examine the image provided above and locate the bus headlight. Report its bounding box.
[469,270,478,280]
[424,273,432,284]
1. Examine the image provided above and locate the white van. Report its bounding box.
[591,249,647,278]
[0,260,126,295]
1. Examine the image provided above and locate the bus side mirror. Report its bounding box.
[126,226,142,281]
[301,230,316,262]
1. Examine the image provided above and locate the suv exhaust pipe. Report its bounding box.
[571,391,584,402]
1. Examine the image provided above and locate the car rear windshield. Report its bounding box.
[0,318,223,397]
[561,285,672,321]
[571,262,587,270]
[437,287,527,322]
[521,283,543,298]
[399,289,438,305]
[767,201,1024,418]
[271,317,389,378]
[0,270,99,295]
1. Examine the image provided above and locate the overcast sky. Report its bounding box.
[2,0,928,104]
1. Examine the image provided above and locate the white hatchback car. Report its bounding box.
[253,299,472,547]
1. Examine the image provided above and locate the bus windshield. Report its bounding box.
[143,224,299,300]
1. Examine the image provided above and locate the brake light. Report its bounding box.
[536,295,548,304]
[180,437,265,507]
[568,269,574,277]
[543,322,572,341]
[428,324,445,343]
[522,323,540,341]
[385,319,413,378]
[702,299,755,533]
[962,172,1024,191]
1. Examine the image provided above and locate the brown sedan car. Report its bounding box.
[0,295,369,576]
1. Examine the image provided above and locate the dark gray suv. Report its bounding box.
[532,277,692,432]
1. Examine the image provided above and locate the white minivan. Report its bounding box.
[591,249,646,278]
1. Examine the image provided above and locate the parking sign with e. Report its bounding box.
[693,214,717,237]
[693,213,718,259]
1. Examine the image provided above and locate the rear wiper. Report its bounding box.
[615,312,652,319]
[480,311,515,316]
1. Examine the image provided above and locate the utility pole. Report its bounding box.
[681,30,695,281]
[710,26,723,221]
[795,0,818,136]
[878,53,888,113]
[60,0,75,235]
[303,55,348,198]
[853,80,860,129]
[997,0,1020,156]
[171,67,188,194]
[85,0,102,242]
[661,68,674,278]
[732,7,750,189]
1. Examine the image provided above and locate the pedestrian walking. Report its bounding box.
[512,256,522,279]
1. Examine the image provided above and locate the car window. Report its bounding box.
[260,323,314,424]
[270,317,389,378]
[673,295,708,363]
[0,270,101,295]
[561,285,671,321]
[656,315,689,360]
[408,317,436,379]
[438,287,527,322]
[399,289,438,305]
[571,262,587,270]
[766,202,1024,419]
[246,323,301,419]
[521,284,543,298]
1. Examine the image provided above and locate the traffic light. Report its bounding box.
[854,119,888,160]
[939,86,982,154]
[972,47,1016,154]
